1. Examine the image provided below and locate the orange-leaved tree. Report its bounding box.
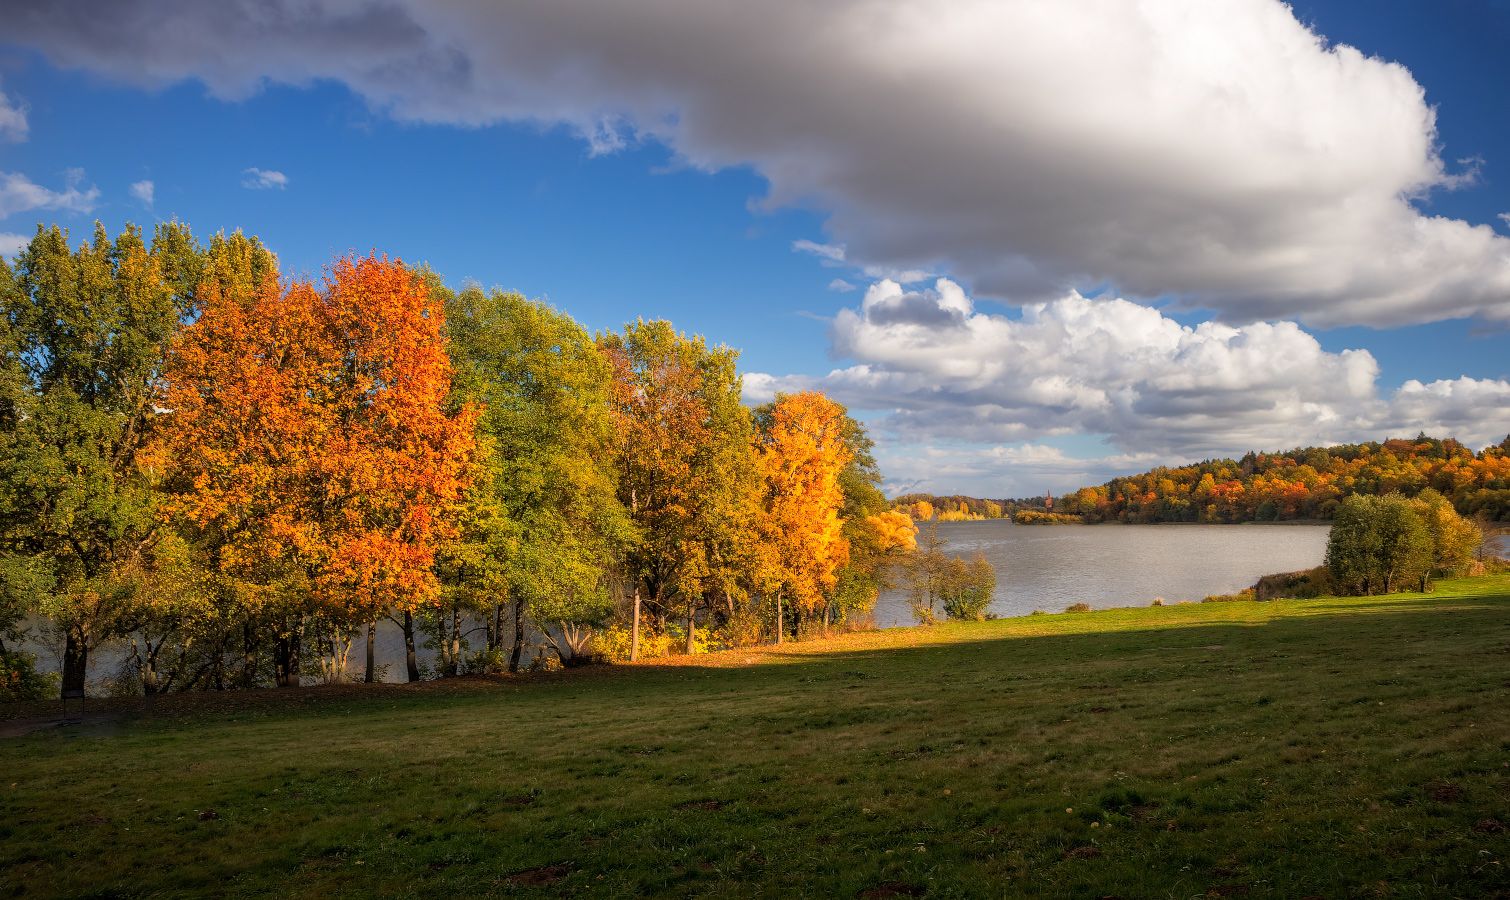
[601,320,757,659]
[753,391,853,641]
[156,256,475,686]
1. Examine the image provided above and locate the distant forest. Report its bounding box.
[894,436,1510,525]
[891,495,1009,522]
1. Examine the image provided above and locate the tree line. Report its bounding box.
[0,223,926,699]
[892,495,1008,522]
[1053,436,1510,525]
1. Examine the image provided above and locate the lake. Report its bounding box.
[872,521,1331,627]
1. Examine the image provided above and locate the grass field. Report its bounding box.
[4,577,1510,898]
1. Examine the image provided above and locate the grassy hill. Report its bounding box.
[4,577,1509,897]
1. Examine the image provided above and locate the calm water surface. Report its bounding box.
[873,521,1331,627]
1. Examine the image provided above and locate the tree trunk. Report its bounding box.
[490,603,504,651]
[140,636,163,696]
[823,602,831,636]
[241,619,258,688]
[1383,571,1393,594]
[685,603,695,655]
[401,610,420,683]
[630,585,641,662]
[364,620,376,683]
[508,594,526,674]
[775,591,783,646]
[61,625,89,698]
[274,624,301,688]
[448,604,462,676]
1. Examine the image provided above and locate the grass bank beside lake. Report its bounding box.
[4,576,1509,897]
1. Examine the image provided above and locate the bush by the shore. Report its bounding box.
[1012,509,1083,525]
[1,650,54,702]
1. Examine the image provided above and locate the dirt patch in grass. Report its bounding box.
[1426,781,1465,803]
[858,881,925,898]
[503,863,572,886]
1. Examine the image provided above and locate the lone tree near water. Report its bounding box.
[1324,492,1480,595]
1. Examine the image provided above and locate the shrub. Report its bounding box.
[1251,567,1330,601]
[1,650,56,702]
[591,625,673,662]
[589,622,719,661]
[1201,590,1255,603]
[1065,602,1091,613]
[717,606,769,648]
[1150,597,1164,607]
[941,553,996,621]
[464,648,508,675]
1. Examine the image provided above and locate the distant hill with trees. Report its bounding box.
[1057,435,1510,524]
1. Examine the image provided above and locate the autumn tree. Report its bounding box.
[0,223,199,696]
[157,256,475,686]
[602,320,756,658]
[753,391,853,640]
[1326,496,1382,594]
[1326,494,1432,595]
[124,230,282,693]
[1373,495,1433,593]
[442,286,630,673]
[1410,488,1482,588]
[829,409,914,628]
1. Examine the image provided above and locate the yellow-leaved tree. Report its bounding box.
[753,392,853,641]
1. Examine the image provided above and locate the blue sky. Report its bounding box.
[1,1,1507,496]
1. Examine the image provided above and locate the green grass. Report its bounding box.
[4,577,1510,898]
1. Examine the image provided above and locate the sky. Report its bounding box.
[0,0,1507,498]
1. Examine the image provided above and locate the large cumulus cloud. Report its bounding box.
[746,278,1510,466]
[6,0,1510,325]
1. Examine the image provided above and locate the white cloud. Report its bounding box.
[870,443,1171,499]
[0,232,27,259]
[747,278,1510,468]
[5,0,1509,326]
[0,169,100,219]
[0,84,27,143]
[792,239,930,284]
[129,179,155,207]
[1383,377,1510,442]
[827,278,856,293]
[1499,212,1510,228]
[793,239,845,264]
[242,167,288,190]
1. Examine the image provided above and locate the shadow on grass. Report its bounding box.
[7,579,1505,745]
[2,576,1497,745]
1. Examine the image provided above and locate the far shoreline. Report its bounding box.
[933,517,1333,527]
